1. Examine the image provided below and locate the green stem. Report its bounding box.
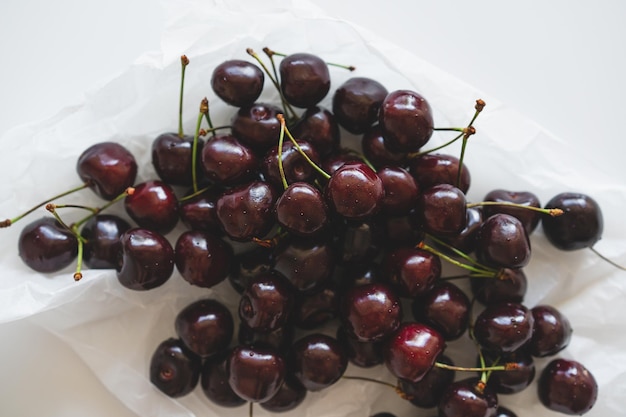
[280,116,331,180]
[590,246,626,271]
[466,201,564,217]
[178,55,189,137]
[266,49,355,71]
[341,375,398,390]
[418,241,494,276]
[191,100,207,193]
[407,131,464,159]
[425,234,498,274]
[277,117,289,190]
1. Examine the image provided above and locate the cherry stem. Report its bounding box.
[264,48,356,71]
[179,185,212,203]
[277,114,289,190]
[433,361,512,373]
[248,48,298,121]
[178,55,189,137]
[466,201,564,217]
[276,114,331,180]
[191,99,207,193]
[202,102,216,138]
[72,187,134,230]
[590,246,626,271]
[423,234,498,275]
[341,375,398,391]
[0,182,90,228]
[456,99,485,188]
[408,131,465,159]
[419,240,494,277]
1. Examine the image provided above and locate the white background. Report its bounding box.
[0,1,624,416]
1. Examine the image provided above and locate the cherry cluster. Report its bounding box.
[3,48,614,417]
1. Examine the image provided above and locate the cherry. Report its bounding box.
[382,246,441,298]
[538,359,598,415]
[272,237,335,293]
[292,106,340,157]
[116,228,174,290]
[417,184,467,236]
[542,192,603,251]
[124,180,179,235]
[231,102,282,152]
[438,378,498,417]
[475,213,531,269]
[279,52,330,108]
[18,216,78,273]
[80,214,131,269]
[211,59,264,107]
[397,354,455,408]
[322,147,364,175]
[383,321,445,383]
[528,304,573,357]
[259,373,307,413]
[325,161,385,220]
[200,133,258,186]
[261,139,321,188]
[336,325,384,368]
[334,219,382,265]
[178,186,223,235]
[290,333,347,391]
[238,271,294,332]
[174,230,233,288]
[361,124,407,168]
[482,189,541,235]
[379,89,434,152]
[228,246,274,294]
[149,338,201,398]
[200,350,246,408]
[215,180,278,242]
[340,282,402,342]
[226,344,286,403]
[174,298,234,358]
[238,322,294,352]
[408,153,471,194]
[377,166,419,216]
[440,206,483,254]
[482,349,535,395]
[470,268,528,305]
[151,133,203,186]
[332,76,388,134]
[274,182,329,237]
[473,302,534,354]
[411,281,470,341]
[293,282,339,330]
[76,141,138,201]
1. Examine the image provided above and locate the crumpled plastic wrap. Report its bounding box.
[0,0,624,416]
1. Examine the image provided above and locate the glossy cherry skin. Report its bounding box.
[149,338,201,398]
[292,106,340,157]
[200,351,246,408]
[275,182,329,237]
[361,124,407,168]
[379,89,433,152]
[332,76,388,134]
[238,322,294,352]
[216,180,277,242]
[279,52,330,108]
[259,373,307,413]
[476,213,531,269]
[417,184,467,236]
[211,59,264,107]
[397,354,455,408]
[290,333,347,391]
[483,189,541,235]
[174,230,233,288]
[175,298,234,358]
[483,350,535,395]
[528,304,572,357]
[228,246,274,294]
[473,302,534,354]
[382,246,441,298]
[77,141,137,200]
[438,378,498,417]
[231,102,282,152]
[261,139,321,188]
[325,162,385,220]
[151,133,203,186]
[542,192,603,251]
[293,282,339,330]
[383,321,445,383]
[18,217,78,273]
[538,359,598,415]
[178,187,223,235]
[336,325,384,368]
[340,282,402,342]
[334,220,382,265]
[273,237,335,293]
[408,153,471,194]
[470,268,528,306]
[322,147,363,175]
[226,344,286,403]
[116,228,174,290]
[80,214,131,269]
[239,272,294,332]
[441,206,483,254]
[411,281,470,341]
[124,180,179,235]
[377,166,419,216]
[201,134,258,186]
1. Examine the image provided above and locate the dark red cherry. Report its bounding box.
[417,184,467,236]
[200,134,258,186]
[259,373,307,413]
[538,359,598,415]
[275,182,329,237]
[332,77,388,134]
[228,246,274,294]
[77,141,137,200]
[408,153,471,194]
[379,89,433,153]
[215,180,277,242]
[231,103,282,152]
[322,147,363,175]
[178,187,223,235]
[273,237,335,293]
[397,354,455,409]
[383,321,445,383]
[334,220,382,265]
[340,282,402,342]
[483,350,535,395]
[292,106,340,157]
[238,322,294,352]
[226,344,286,403]
[174,230,233,288]
[200,350,246,408]
[239,272,294,332]
[361,124,407,168]
[441,206,483,254]
[149,338,201,398]
[279,52,330,108]
[483,189,541,235]
[542,192,603,251]
[261,139,321,188]
[124,180,179,235]
[175,298,234,358]
[473,302,534,354]
[470,268,528,305]
[475,213,531,269]
[382,246,441,298]
[528,304,573,357]
[18,217,78,273]
[80,214,131,269]
[116,228,174,290]
[438,378,498,417]
[151,133,203,186]
[211,59,264,107]
[325,162,385,220]
[293,282,339,330]
[411,281,470,341]
[290,333,347,391]
[377,166,419,216]
[336,325,384,368]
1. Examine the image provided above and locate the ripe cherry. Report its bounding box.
[279,52,330,108]
[332,76,388,134]
[211,59,264,107]
[379,89,434,153]
[292,106,340,157]
[538,359,598,415]
[417,184,467,236]
[200,350,246,408]
[149,338,201,398]
[438,378,498,417]
[238,272,294,332]
[482,189,541,235]
[231,103,282,152]
[528,304,573,357]
[290,333,348,391]
[80,214,131,269]
[174,230,233,288]
[325,162,385,221]
[226,344,286,403]
[473,302,534,354]
[175,298,234,358]
[475,213,531,269]
[124,180,179,235]
[18,217,78,273]
[542,192,603,251]
[274,182,329,237]
[200,134,258,186]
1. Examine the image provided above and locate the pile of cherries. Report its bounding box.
[4,48,613,417]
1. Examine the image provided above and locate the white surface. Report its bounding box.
[0,1,624,417]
